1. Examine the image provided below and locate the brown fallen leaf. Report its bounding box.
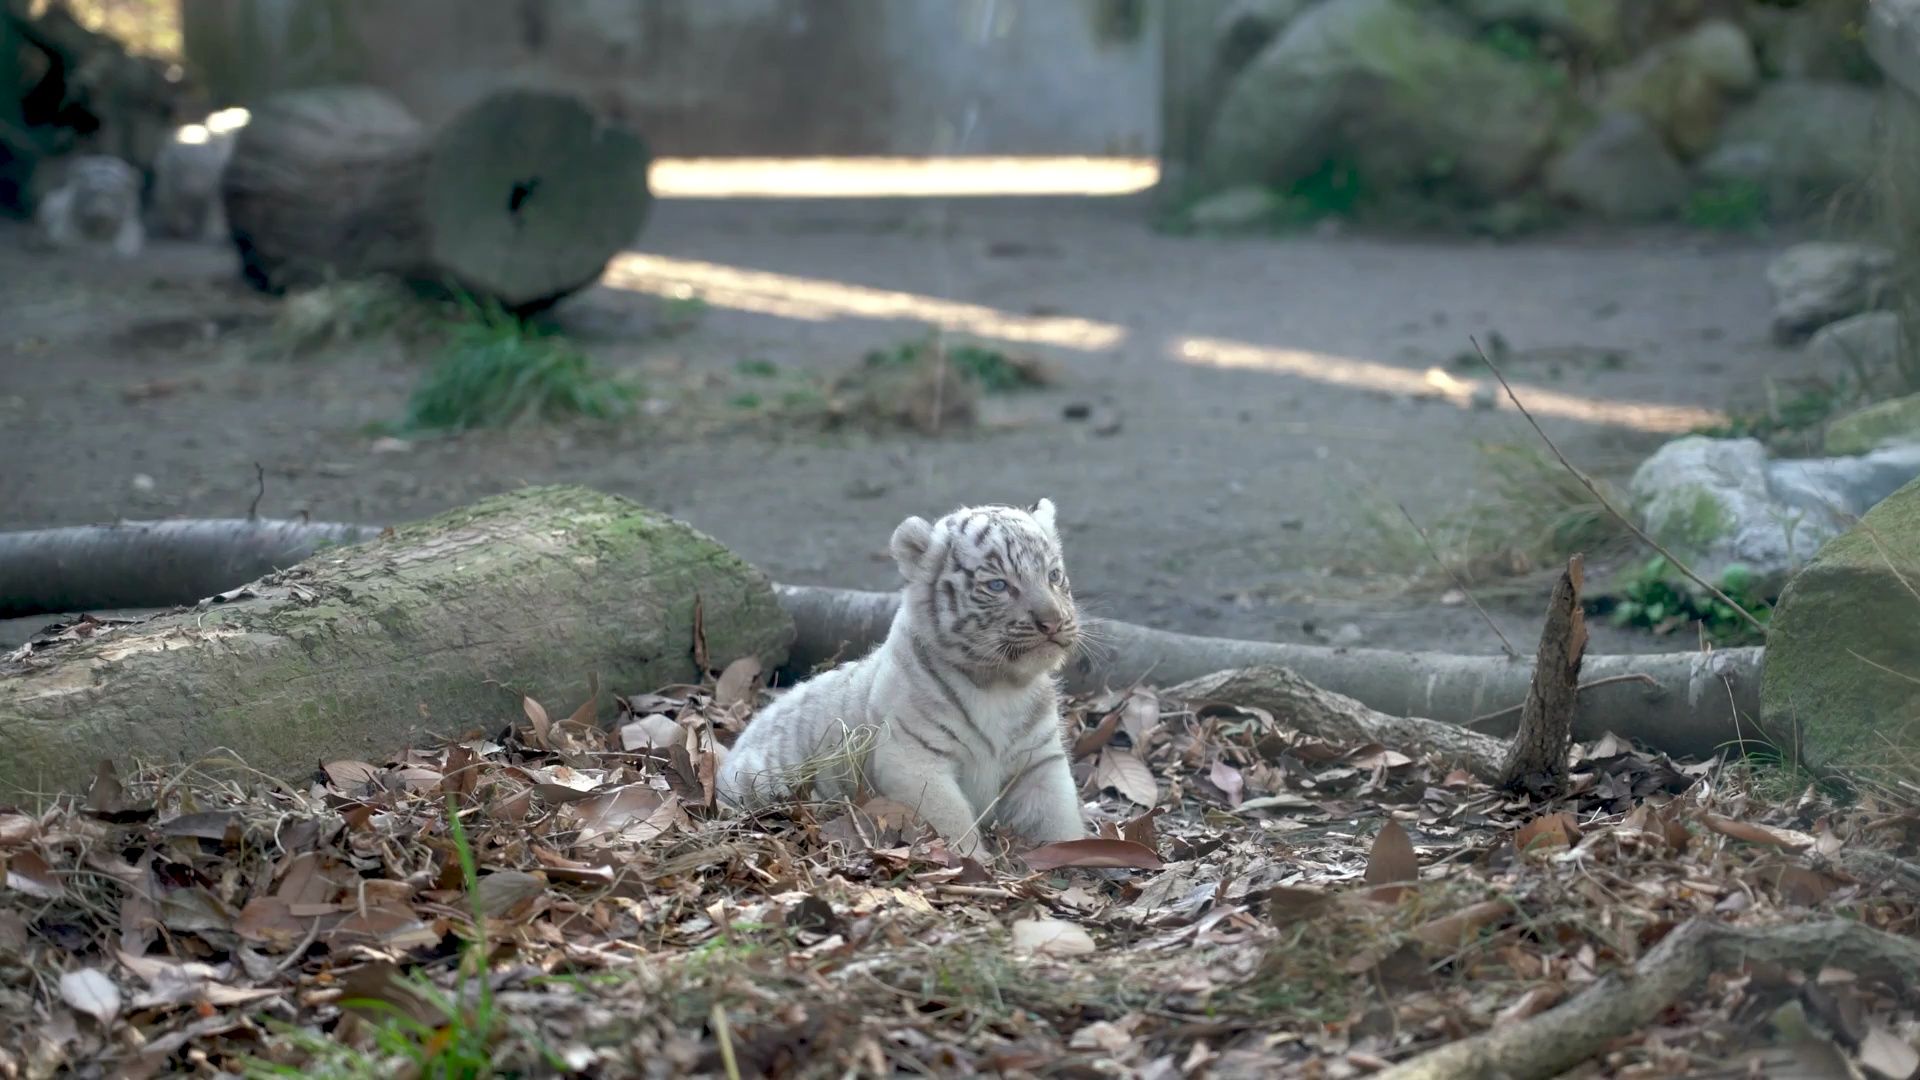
[1094,748,1159,808]
[160,811,241,846]
[712,656,764,711]
[322,760,382,793]
[522,696,553,748]
[6,849,65,900]
[1120,806,1166,851]
[0,814,37,847]
[1071,704,1123,760]
[233,897,311,950]
[472,870,547,919]
[1266,885,1335,925]
[1023,838,1163,872]
[1412,899,1514,950]
[1701,812,1815,851]
[1364,819,1419,889]
[1514,811,1580,855]
[1120,689,1161,747]
[84,760,152,823]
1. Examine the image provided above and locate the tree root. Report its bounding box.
[1376,917,1920,1080]
[1164,666,1508,781]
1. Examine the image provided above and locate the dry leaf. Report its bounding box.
[1515,812,1580,855]
[1023,838,1163,871]
[1120,689,1160,747]
[5,849,65,900]
[473,870,547,919]
[322,760,382,791]
[1119,806,1166,851]
[1412,900,1513,949]
[1365,819,1419,888]
[1095,749,1159,807]
[1858,1025,1920,1080]
[1701,812,1815,851]
[1071,706,1122,760]
[522,696,553,746]
[1208,759,1245,807]
[1010,918,1096,956]
[713,657,764,710]
[60,968,121,1026]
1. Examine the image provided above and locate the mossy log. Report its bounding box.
[221,85,652,310]
[0,486,791,796]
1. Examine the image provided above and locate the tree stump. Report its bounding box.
[0,487,791,796]
[221,85,652,311]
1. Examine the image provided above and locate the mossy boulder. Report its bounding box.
[1604,18,1759,159]
[1826,393,1920,456]
[1762,476,1920,774]
[1200,0,1572,205]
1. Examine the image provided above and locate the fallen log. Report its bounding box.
[0,528,1768,762]
[222,85,652,311]
[0,486,791,796]
[0,519,382,619]
[1164,667,1509,781]
[1375,917,1920,1080]
[776,585,1765,760]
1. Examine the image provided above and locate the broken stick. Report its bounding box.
[1498,554,1586,792]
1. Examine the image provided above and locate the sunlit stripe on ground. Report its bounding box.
[603,253,1728,434]
[647,156,1159,199]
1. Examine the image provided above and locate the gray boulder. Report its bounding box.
[1826,393,1920,456]
[1765,242,1897,343]
[1201,0,1569,203]
[1699,79,1879,211]
[1868,0,1920,97]
[1630,435,1920,593]
[1544,111,1689,220]
[1808,312,1908,382]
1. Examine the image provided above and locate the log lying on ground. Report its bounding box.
[0,520,383,619]
[777,585,1766,760]
[0,529,1768,762]
[1376,917,1920,1080]
[222,85,652,311]
[0,487,791,796]
[1165,667,1509,781]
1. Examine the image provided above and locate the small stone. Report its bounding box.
[130,473,155,492]
[1062,402,1093,421]
[369,436,412,454]
[1183,185,1286,231]
[1330,623,1365,647]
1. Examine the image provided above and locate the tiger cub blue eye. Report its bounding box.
[1048,568,1062,584]
[985,578,1009,593]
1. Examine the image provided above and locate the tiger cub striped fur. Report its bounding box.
[33,154,145,257]
[718,499,1086,858]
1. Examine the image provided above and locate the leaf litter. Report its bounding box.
[0,672,1915,1077]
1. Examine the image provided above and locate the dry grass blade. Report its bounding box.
[1470,336,1766,636]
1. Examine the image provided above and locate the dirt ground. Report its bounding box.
[0,193,1816,653]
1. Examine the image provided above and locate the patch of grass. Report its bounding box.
[1481,23,1539,63]
[1603,556,1772,645]
[264,277,424,359]
[1684,180,1771,232]
[734,357,780,379]
[863,336,1051,394]
[1691,379,1848,452]
[403,297,635,432]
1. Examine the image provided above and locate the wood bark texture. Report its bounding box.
[221,84,652,310]
[0,487,791,796]
[1165,666,1508,780]
[1499,554,1587,791]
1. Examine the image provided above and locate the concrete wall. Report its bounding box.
[179,0,1160,157]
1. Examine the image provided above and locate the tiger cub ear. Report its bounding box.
[890,515,935,580]
[1029,498,1058,535]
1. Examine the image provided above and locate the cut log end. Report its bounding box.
[424,90,652,310]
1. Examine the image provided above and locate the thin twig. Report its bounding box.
[1470,337,1767,635]
[1396,502,1517,658]
[710,1002,743,1080]
[247,462,266,520]
[1465,673,1659,728]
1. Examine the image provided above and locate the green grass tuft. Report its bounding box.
[1683,180,1770,232]
[1604,556,1772,646]
[404,297,635,432]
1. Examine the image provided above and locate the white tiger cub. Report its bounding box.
[32,154,145,257]
[718,499,1087,858]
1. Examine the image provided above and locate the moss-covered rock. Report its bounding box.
[1699,79,1878,215]
[1762,476,1920,774]
[1604,18,1759,159]
[1200,0,1572,206]
[0,486,793,795]
[1826,393,1920,456]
